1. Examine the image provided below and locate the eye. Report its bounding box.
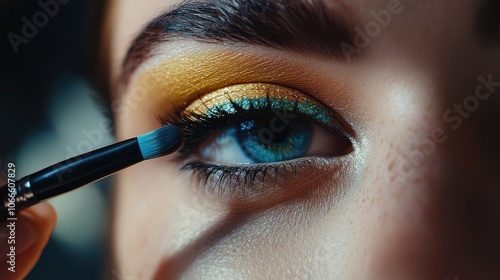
[160,83,352,193]
[198,112,348,164]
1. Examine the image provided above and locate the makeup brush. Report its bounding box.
[0,125,183,220]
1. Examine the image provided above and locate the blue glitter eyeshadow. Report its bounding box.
[207,97,333,124]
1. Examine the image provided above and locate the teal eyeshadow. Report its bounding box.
[206,97,333,124]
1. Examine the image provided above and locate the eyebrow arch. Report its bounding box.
[120,0,356,84]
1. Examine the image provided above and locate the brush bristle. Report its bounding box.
[137,125,183,160]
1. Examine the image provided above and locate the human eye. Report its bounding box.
[160,83,353,195]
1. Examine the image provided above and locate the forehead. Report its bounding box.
[108,0,181,82]
[106,0,478,84]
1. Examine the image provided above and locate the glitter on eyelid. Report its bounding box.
[183,83,334,124]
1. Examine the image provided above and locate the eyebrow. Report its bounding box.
[120,0,356,84]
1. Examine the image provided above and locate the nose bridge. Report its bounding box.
[436,72,500,274]
[434,68,500,189]
[368,72,500,277]
[428,72,500,184]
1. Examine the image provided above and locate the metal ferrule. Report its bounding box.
[2,177,38,211]
[16,177,38,209]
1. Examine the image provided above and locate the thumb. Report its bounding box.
[0,170,57,280]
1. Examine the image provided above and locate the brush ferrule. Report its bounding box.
[14,177,38,208]
[0,177,38,219]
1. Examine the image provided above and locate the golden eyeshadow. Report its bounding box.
[182,83,334,124]
[131,50,349,115]
[127,49,356,128]
[133,51,296,113]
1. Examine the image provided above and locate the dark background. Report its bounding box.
[1,1,107,279]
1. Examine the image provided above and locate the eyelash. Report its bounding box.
[159,98,348,194]
[180,160,314,196]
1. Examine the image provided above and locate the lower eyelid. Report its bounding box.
[180,157,337,197]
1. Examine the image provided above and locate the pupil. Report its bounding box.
[255,116,289,144]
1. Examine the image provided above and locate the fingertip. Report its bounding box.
[1,203,58,279]
[22,203,57,231]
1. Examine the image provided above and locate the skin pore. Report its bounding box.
[105,0,500,279]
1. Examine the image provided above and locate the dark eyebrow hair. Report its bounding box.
[121,0,356,83]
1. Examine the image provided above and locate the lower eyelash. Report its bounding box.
[180,159,314,196]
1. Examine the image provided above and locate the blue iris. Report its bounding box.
[236,116,313,163]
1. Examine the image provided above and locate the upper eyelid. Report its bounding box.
[163,83,337,124]
[128,47,357,130]
[159,83,352,155]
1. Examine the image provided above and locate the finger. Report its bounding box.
[0,203,57,280]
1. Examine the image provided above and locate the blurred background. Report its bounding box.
[1,0,110,279]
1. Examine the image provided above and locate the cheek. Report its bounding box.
[113,158,357,279]
[112,161,227,279]
[178,204,356,279]
[340,83,452,277]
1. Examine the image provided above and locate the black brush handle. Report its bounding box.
[0,139,142,220]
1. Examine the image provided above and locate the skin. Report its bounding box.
[108,0,500,279]
[0,171,56,280]
[8,0,500,279]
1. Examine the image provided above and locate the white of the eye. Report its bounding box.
[306,126,338,156]
[198,124,338,165]
[199,127,255,164]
